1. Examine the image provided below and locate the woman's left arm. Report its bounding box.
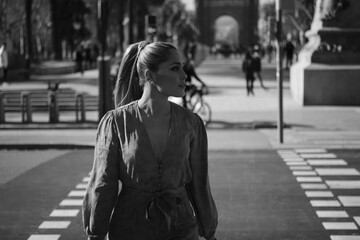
[187,114,218,240]
[82,111,120,240]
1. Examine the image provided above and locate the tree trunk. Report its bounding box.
[26,0,33,68]
[49,0,62,60]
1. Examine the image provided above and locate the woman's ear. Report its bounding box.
[145,69,155,83]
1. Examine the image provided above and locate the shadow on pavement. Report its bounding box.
[207,120,313,130]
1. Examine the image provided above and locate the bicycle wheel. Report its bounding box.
[193,101,212,126]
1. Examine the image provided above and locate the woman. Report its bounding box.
[82,41,218,240]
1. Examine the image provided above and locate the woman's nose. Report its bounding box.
[181,69,187,81]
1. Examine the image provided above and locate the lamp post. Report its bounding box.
[276,0,284,143]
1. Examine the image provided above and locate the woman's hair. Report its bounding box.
[114,41,177,107]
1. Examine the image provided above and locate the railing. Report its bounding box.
[0,88,98,123]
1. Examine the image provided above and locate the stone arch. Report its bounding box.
[196,0,259,48]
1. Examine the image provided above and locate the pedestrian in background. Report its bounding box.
[83,41,218,240]
[266,41,274,63]
[252,44,267,90]
[242,50,255,96]
[0,42,9,85]
[75,45,84,75]
[284,38,295,69]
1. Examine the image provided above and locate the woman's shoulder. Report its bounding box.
[113,101,138,116]
[170,101,203,126]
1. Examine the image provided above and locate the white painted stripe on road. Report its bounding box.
[82,177,90,182]
[297,177,322,182]
[353,217,360,226]
[290,166,312,170]
[295,149,327,153]
[293,171,317,176]
[331,236,360,240]
[50,209,80,217]
[286,162,308,166]
[301,183,327,189]
[278,153,298,157]
[277,150,295,153]
[316,168,360,176]
[306,191,334,197]
[323,222,358,230]
[28,235,61,240]
[316,210,349,218]
[283,158,304,162]
[326,181,360,189]
[307,160,347,165]
[76,183,88,189]
[59,199,83,206]
[68,190,86,197]
[39,221,71,229]
[310,200,341,207]
[338,196,360,207]
[300,153,337,158]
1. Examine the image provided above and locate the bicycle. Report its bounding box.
[184,84,212,126]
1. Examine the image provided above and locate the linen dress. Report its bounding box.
[82,101,218,240]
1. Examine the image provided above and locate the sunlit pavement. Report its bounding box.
[1,56,360,239]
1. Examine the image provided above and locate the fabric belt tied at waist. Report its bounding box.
[122,185,185,231]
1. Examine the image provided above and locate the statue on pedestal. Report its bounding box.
[299,0,360,64]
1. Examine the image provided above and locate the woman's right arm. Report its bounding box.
[82,111,120,240]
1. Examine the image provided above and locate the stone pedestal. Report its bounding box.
[290,0,360,105]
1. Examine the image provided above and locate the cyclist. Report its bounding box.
[182,57,207,109]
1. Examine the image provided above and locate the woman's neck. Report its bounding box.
[138,95,170,118]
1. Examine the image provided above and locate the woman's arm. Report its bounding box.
[82,111,120,240]
[187,114,218,240]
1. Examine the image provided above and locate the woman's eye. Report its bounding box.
[172,67,179,71]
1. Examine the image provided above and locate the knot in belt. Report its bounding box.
[123,185,185,231]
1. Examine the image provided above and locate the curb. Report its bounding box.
[0,122,98,130]
[0,143,94,150]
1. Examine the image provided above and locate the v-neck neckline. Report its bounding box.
[135,100,173,161]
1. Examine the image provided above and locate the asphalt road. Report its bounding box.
[1,148,359,240]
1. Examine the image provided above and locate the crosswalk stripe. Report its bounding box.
[307,160,347,165]
[50,209,79,217]
[305,191,334,197]
[353,217,360,226]
[331,236,360,240]
[283,158,304,162]
[301,183,327,189]
[292,171,317,176]
[295,149,327,153]
[310,200,341,207]
[316,168,360,176]
[286,161,308,165]
[82,176,90,182]
[326,181,360,189]
[39,221,71,229]
[300,153,337,158]
[68,190,86,197]
[59,199,83,206]
[297,177,322,182]
[290,166,312,170]
[76,183,88,189]
[316,210,349,218]
[323,222,358,230]
[338,196,360,207]
[27,235,61,240]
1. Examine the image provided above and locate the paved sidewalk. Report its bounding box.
[1,57,360,150]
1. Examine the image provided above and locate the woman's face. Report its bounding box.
[152,49,187,98]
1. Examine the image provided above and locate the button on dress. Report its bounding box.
[82,101,218,240]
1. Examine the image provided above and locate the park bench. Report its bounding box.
[0,88,98,123]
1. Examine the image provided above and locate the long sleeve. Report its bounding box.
[187,114,218,239]
[82,111,120,240]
